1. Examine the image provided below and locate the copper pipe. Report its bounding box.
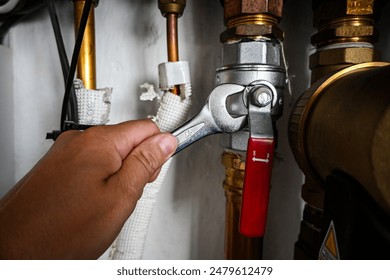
[167,13,179,62]
[74,0,96,89]
[166,13,180,95]
[158,1,186,96]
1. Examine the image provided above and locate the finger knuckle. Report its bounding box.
[133,148,160,178]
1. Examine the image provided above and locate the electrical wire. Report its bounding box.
[60,0,93,131]
[45,0,78,123]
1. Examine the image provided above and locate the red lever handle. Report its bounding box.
[239,137,275,237]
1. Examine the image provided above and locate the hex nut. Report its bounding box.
[220,131,250,151]
[223,0,283,22]
[254,87,273,106]
[223,40,281,67]
[220,24,283,43]
[311,25,376,46]
[309,47,377,69]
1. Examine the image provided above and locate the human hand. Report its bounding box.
[0,119,177,259]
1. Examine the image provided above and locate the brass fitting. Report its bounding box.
[223,0,283,23]
[292,0,384,260]
[310,63,353,84]
[309,0,379,83]
[309,47,378,69]
[312,0,376,48]
[221,0,283,42]
[311,17,377,47]
[222,151,263,260]
[158,0,186,17]
[289,62,390,214]
[220,20,283,43]
[313,0,374,28]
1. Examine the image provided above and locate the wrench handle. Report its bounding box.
[239,137,275,237]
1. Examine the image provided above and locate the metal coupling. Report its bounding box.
[221,0,283,42]
[217,39,285,126]
[158,0,186,17]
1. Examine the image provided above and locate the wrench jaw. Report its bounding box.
[208,84,247,134]
[171,83,247,155]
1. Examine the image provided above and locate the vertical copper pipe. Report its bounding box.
[166,13,180,95]
[74,0,96,89]
[167,13,179,62]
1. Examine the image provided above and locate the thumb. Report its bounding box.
[107,133,177,203]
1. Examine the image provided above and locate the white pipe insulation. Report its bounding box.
[109,61,192,260]
[0,0,20,14]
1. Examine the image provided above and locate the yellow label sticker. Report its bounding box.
[319,221,340,260]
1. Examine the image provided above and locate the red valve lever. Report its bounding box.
[239,137,275,237]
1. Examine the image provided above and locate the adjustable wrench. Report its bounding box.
[172,83,247,154]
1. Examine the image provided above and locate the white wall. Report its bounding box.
[8,0,386,259]
[0,45,14,198]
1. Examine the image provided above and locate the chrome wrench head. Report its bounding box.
[172,83,247,154]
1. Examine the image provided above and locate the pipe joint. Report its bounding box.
[158,0,186,17]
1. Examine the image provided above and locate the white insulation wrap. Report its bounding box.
[158,61,191,91]
[74,79,112,125]
[109,62,192,260]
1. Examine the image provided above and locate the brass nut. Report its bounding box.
[158,0,186,17]
[309,47,377,69]
[223,0,283,23]
[220,23,283,43]
[334,24,374,37]
[313,0,374,28]
[222,152,245,194]
[311,24,376,46]
[220,131,249,152]
[346,0,374,15]
[222,152,245,170]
